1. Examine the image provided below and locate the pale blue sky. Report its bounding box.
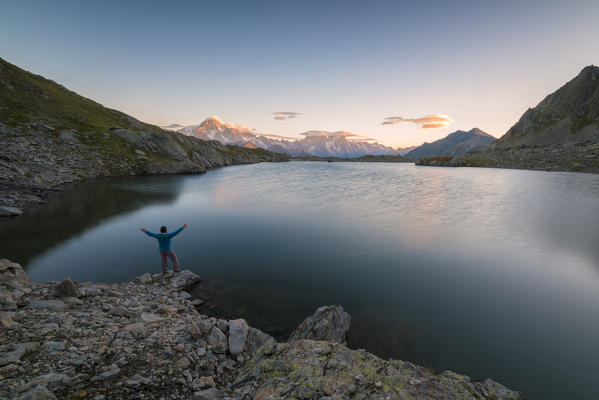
[1,0,598,147]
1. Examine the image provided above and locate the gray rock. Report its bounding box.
[0,311,17,327]
[0,205,23,217]
[42,341,66,353]
[245,327,275,356]
[289,305,351,344]
[91,367,121,382]
[193,388,221,400]
[136,273,152,284]
[0,342,39,366]
[170,270,201,290]
[179,291,192,300]
[54,278,78,298]
[207,326,228,354]
[16,385,57,400]
[141,312,167,323]
[228,319,249,355]
[28,299,66,312]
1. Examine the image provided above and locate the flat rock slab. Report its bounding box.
[140,313,167,323]
[170,270,201,290]
[28,299,66,312]
[0,205,23,217]
[0,342,40,366]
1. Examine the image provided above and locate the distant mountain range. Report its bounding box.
[164,117,414,158]
[406,128,496,159]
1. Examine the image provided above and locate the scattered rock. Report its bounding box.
[28,299,66,312]
[54,278,78,298]
[288,305,351,344]
[91,368,121,382]
[136,273,152,284]
[140,312,167,323]
[207,326,228,354]
[0,311,17,328]
[16,385,57,400]
[193,388,221,400]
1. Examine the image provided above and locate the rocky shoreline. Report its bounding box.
[0,259,520,399]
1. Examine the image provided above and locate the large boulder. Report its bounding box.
[207,326,228,353]
[228,319,249,355]
[170,270,201,290]
[245,327,274,356]
[288,305,351,344]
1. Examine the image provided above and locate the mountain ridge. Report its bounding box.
[0,57,288,213]
[173,117,404,158]
[406,128,496,159]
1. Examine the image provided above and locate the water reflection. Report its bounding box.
[1,162,599,400]
[0,175,185,267]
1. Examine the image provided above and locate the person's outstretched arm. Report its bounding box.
[167,224,187,238]
[140,228,160,238]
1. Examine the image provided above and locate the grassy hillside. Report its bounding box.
[0,57,288,210]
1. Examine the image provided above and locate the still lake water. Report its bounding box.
[2,161,599,399]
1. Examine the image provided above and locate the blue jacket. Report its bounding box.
[144,227,183,252]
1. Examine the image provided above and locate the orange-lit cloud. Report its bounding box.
[382,114,454,129]
[273,111,301,120]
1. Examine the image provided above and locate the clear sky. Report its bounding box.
[1,0,598,148]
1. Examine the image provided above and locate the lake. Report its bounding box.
[2,161,599,399]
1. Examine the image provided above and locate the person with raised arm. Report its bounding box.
[140,224,187,275]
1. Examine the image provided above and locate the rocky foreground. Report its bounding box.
[0,259,520,400]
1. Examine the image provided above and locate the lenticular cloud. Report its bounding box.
[382,114,454,129]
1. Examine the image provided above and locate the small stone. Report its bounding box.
[179,291,192,300]
[199,376,216,388]
[136,273,152,284]
[0,312,17,328]
[141,312,167,323]
[54,278,78,298]
[189,324,202,339]
[193,388,220,400]
[42,341,65,353]
[16,385,56,400]
[207,326,228,354]
[177,357,191,369]
[91,368,121,382]
[28,299,66,312]
[191,299,204,306]
[375,381,383,388]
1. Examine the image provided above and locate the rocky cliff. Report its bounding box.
[0,58,288,214]
[406,128,496,160]
[471,66,599,172]
[0,259,520,399]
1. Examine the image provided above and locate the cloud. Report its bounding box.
[273,111,302,120]
[382,114,454,129]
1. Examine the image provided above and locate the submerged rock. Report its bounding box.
[289,305,351,344]
[0,205,23,217]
